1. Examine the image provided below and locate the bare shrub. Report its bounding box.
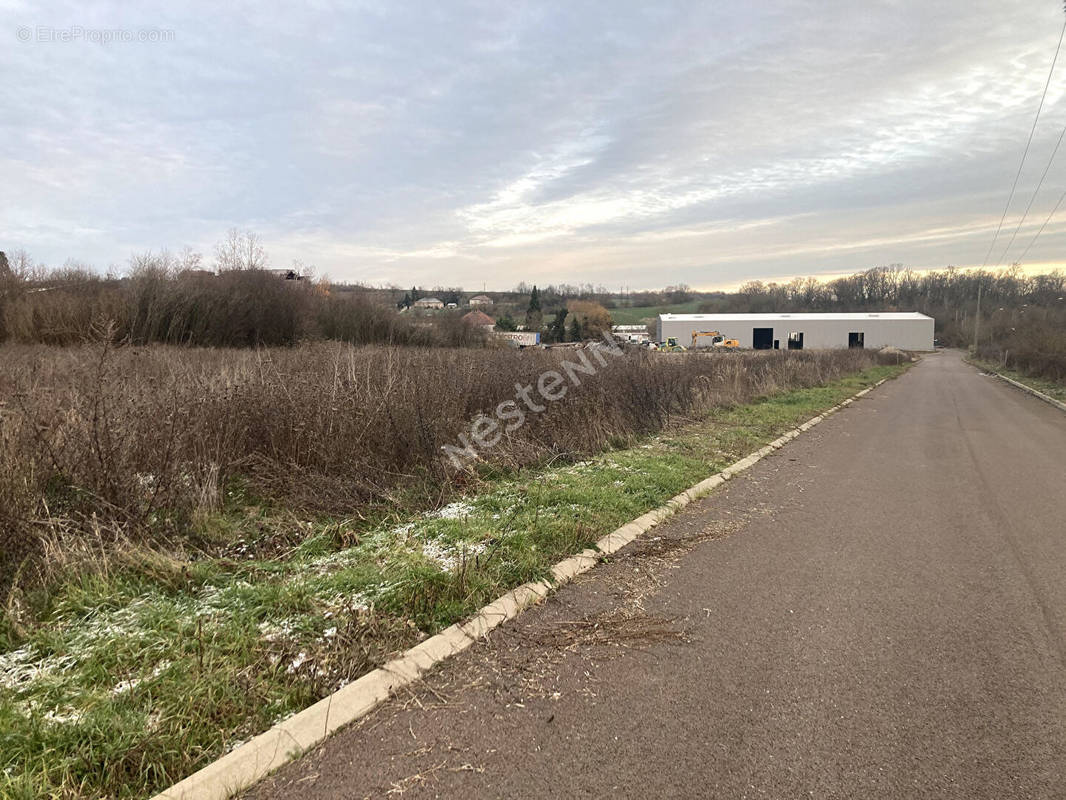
[975,306,1066,382]
[0,259,478,349]
[0,343,883,592]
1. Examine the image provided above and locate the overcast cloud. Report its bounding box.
[4,0,1066,289]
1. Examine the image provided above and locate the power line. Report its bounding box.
[995,120,1066,266]
[980,13,1066,268]
[1015,183,1066,263]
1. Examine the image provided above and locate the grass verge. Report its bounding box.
[0,363,906,799]
[970,358,1066,403]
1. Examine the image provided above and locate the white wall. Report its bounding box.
[657,315,934,350]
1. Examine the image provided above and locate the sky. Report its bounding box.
[4,0,1066,290]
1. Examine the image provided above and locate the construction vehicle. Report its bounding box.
[660,337,687,352]
[690,330,739,349]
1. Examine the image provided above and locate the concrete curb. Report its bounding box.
[982,367,1066,414]
[152,377,889,800]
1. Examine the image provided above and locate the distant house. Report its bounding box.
[462,310,496,332]
[413,297,444,309]
[468,294,493,307]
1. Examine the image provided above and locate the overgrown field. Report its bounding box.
[0,342,905,797]
[0,341,888,591]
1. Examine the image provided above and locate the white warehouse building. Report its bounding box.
[656,312,934,351]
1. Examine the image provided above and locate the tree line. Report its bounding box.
[2,243,1063,382]
[0,239,485,348]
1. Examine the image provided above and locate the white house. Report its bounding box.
[468,294,494,307]
[413,297,444,309]
[656,312,934,351]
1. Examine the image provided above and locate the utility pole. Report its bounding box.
[973,282,982,352]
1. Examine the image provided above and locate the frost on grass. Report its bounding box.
[0,647,78,692]
[419,538,487,573]
[109,660,172,697]
[432,501,475,520]
[194,580,256,617]
[42,706,86,725]
[311,508,494,577]
[286,652,309,673]
[1,440,652,739]
[258,617,301,643]
[0,599,168,693]
[2,580,267,700]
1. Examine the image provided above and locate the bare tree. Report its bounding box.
[130,250,172,275]
[214,229,267,272]
[5,248,37,280]
[178,246,204,272]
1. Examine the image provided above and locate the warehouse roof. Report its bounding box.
[659,312,932,321]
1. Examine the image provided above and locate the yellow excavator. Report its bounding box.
[691,330,739,349]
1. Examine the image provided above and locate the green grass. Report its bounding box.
[0,363,906,798]
[607,299,705,325]
[971,358,1066,402]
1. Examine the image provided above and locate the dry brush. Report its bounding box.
[0,342,887,595]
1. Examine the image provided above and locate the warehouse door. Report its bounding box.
[753,328,773,350]
[848,331,865,349]
[787,331,804,350]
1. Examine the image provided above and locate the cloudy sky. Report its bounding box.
[5,0,1066,289]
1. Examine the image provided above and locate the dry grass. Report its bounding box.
[0,340,886,597]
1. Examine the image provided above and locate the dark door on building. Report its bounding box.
[787,331,804,350]
[848,331,865,349]
[753,328,773,350]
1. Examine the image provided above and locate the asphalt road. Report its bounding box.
[246,351,1066,799]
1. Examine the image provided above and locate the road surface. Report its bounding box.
[246,351,1066,799]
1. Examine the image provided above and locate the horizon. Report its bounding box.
[10,255,1060,298]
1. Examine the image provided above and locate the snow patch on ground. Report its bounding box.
[195,580,255,617]
[419,538,487,573]
[287,652,309,673]
[432,501,475,519]
[258,618,300,642]
[0,647,78,691]
[110,660,172,697]
[41,705,86,726]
